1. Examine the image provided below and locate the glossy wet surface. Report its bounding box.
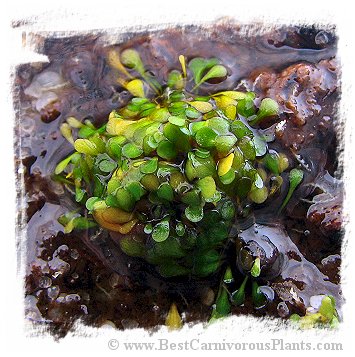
[14,23,342,337]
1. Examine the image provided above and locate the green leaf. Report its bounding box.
[120,236,145,257]
[236,96,256,117]
[207,117,230,135]
[106,137,123,159]
[238,136,256,160]
[74,139,101,156]
[86,196,101,211]
[252,134,267,157]
[144,223,153,234]
[318,296,335,322]
[78,126,96,138]
[188,154,216,179]
[264,152,280,175]
[168,116,186,126]
[163,123,191,152]
[105,194,119,207]
[122,143,143,158]
[223,266,234,284]
[75,186,85,203]
[204,190,222,203]
[235,177,252,198]
[249,98,279,126]
[157,182,174,201]
[116,188,135,211]
[153,237,185,258]
[157,140,177,160]
[175,222,186,236]
[195,148,211,159]
[198,65,227,86]
[185,107,200,119]
[181,190,201,206]
[72,217,97,230]
[197,176,216,199]
[216,285,231,317]
[126,182,146,201]
[220,200,235,220]
[54,153,80,175]
[278,168,304,213]
[189,121,207,136]
[152,220,170,242]
[230,120,253,139]
[140,174,160,191]
[120,48,145,75]
[231,276,248,306]
[249,186,268,204]
[185,205,204,222]
[167,70,184,89]
[251,257,261,277]
[193,250,220,277]
[188,57,219,85]
[219,169,236,185]
[251,281,267,308]
[195,127,218,148]
[215,135,237,156]
[97,157,117,173]
[140,157,158,174]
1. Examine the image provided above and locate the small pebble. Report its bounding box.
[277,302,289,317]
[38,276,52,289]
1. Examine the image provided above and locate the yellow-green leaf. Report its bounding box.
[126,79,145,98]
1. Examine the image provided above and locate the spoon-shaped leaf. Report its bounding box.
[122,143,143,159]
[107,49,133,78]
[278,168,304,213]
[249,98,279,126]
[231,276,248,306]
[166,303,182,330]
[188,57,219,85]
[167,70,184,89]
[198,65,227,85]
[252,281,267,308]
[251,257,261,277]
[152,220,170,242]
[60,123,74,145]
[120,48,145,75]
[216,281,231,316]
[126,79,145,98]
[197,176,216,200]
[179,55,187,78]
[54,152,80,175]
[185,205,204,222]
